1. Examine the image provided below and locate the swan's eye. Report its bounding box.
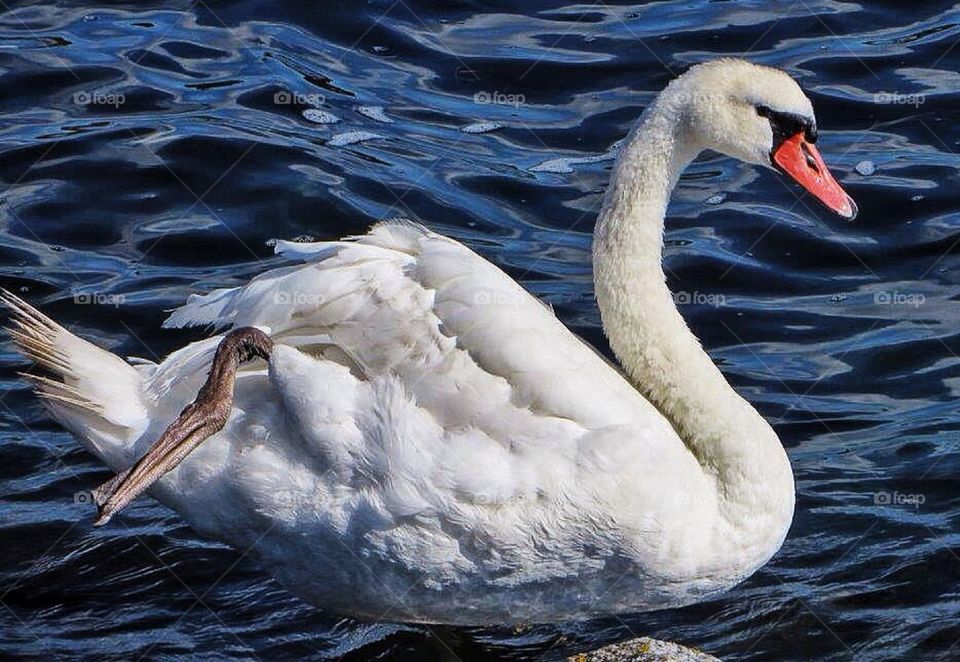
[755,105,817,145]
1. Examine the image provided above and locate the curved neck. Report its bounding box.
[593,102,793,535]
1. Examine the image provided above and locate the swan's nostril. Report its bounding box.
[801,142,821,174]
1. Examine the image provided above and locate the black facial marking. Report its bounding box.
[756,104,817,145]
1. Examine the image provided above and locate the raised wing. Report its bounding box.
[163,220,666,432]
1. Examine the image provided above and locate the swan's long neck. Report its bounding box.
[593,99,794,545]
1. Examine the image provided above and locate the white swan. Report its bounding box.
[5,59,855,625]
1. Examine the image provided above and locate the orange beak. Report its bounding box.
[772,133,857,220]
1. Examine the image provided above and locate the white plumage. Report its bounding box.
[5,59,857,624]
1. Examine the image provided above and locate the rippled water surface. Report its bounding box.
[2,1,960,660]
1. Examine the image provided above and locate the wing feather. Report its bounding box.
[163,220,669,435]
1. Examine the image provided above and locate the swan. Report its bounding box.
[4,59,856,625]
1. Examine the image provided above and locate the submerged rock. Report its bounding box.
[570,637,719,662]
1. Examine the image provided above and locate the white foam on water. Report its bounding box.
[530,139,624,174]
[302,109,340,124]
[329,131,384,146]
[357,106,393,123]
[461,121,502,134]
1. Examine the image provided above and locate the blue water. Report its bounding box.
[1,1,959,659]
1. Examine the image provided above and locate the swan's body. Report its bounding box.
[7,60,854,624]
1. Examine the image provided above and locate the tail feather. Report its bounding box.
[20,372,106,416]
[1,290,148,463]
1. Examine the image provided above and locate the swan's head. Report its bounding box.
[665,59,857,220]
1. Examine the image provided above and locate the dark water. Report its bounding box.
[1,0,959,659]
